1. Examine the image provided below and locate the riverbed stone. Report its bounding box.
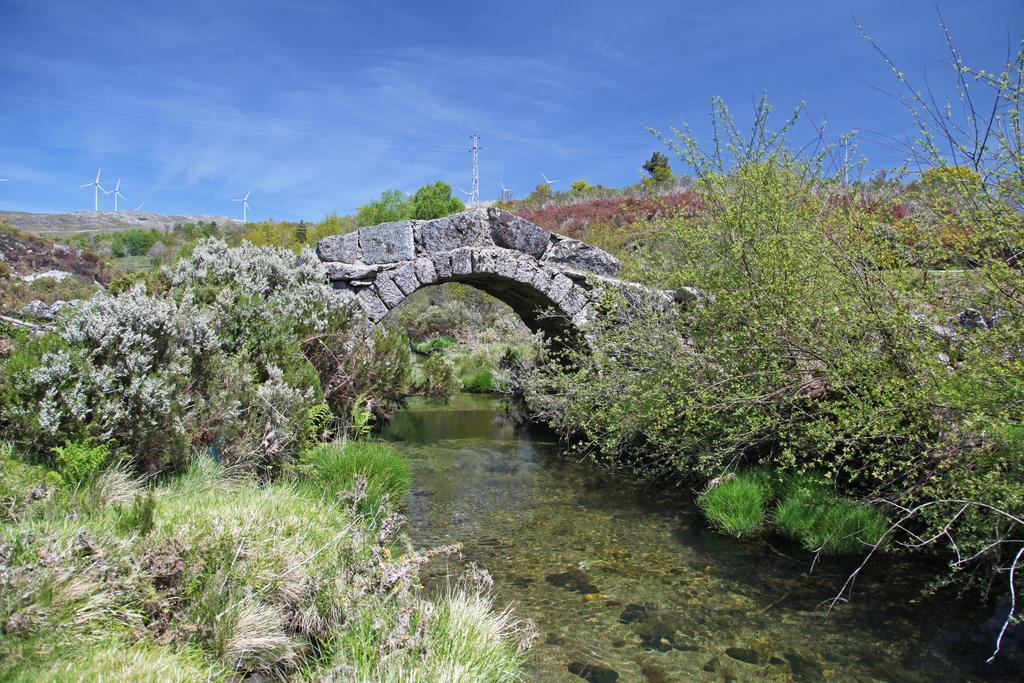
[567,662,619,683]
[545,569,599,595]
[360,220,414,264]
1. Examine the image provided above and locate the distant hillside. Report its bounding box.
[0,210,244,236]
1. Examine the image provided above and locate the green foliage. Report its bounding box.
[349,394,374,440]
[570,179,592,194]
[413,335,457,355]
[774,479,887,555]
[528,183,553,203]
[302,403,335,446]
[410,180,465,219]
[415,353,460,402]
[642,151,671,176]
[462,368,497,393]
[697,476,766,537]
[355,189,412,227]
[115,490,157,536]
[300,441,412,512]
[52,439,110,484]
[110,228,160,257]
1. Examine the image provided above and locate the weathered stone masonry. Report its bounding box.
[316,207,670,341]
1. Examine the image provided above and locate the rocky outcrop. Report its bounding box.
[316,208,670,340]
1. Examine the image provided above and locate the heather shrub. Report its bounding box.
[0,238,371,472]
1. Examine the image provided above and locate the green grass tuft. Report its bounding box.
[774,480,887,554]
[299,441,412,511]
[413,336,456,355]
[461,369,497,393]
[697,475,765,537]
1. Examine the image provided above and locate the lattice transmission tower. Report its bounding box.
[468,134,480,206]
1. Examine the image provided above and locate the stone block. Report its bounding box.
[317,231,361,262]
[488,208,552,258]
[393,262,420,295]
[431,252,452,279]
[542,236,620,277]
[414,209,492,253]
[450,248,473,276]
[373,271,405,308]
[559,286,589,316]
[360,220,414,264]
[326,262,378,281]
[414,257,437,285]
[357,288,388,322]
[546,272,574,304]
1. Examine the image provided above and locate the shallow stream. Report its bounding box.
[381,394,1021,682]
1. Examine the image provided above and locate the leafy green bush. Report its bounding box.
[697,476,765,537]
[410,180,465,220]
[300,442,412,511]
[52,439,110,484]
[110,228,160,257]
[415,354,460,401]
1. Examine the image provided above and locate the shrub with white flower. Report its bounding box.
[2,239,366,471]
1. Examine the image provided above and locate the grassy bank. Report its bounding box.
[0,441,532,681]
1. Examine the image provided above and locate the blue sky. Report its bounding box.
[0,0,1021,221]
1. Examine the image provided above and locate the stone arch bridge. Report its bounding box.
[316,208,672,342]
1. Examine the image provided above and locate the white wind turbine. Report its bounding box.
[135,202,145,211]
[233,190,251,222]
[500,182,512,201]
[104,178,126,211]
[79,169,105,211]
[541,172,558,187]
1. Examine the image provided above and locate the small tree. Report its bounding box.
[570,179,592,194]
[410,181,465,219]
[642,151,675,186]
[355,190,412,227]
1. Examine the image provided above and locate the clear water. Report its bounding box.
[382,394,1022,682]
